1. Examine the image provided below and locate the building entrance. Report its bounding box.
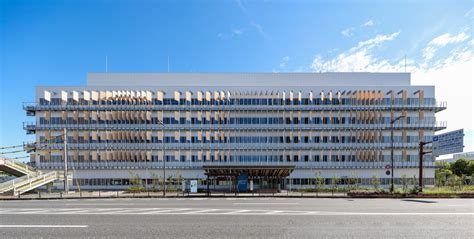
[203,165,295,193]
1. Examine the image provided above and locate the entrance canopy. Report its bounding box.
[203,165,295,177]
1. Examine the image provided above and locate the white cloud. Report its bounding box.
[422,32,470,60]
[342,20,375,37]
[309,29,474,152]
[430,32,469,46]
[362,20,374,27]
[465,7,473,18]
[218,28,245,39]
[235,0,270,40]
[279,56,290,68]
[311,31,402,72]
[232,28,244,35]
[341,27,355,37]
[251,22,270,39]
[412,57,474,152]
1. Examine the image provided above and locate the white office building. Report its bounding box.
[24,72,447,191]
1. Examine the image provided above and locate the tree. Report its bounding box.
[128,171,143,191]
[460,174,469,186]
[314,171,324,195]
[401,174,409,193]
[175,171,184,191]
[435,168,452,187]
[448,174,462,190]
[150,171,162,191]
[435,161,453,186]
[410,175,419,194]
[348,171,358,190]
[331,175,340,193]
[467,160,474,176]
[370,175,380,192]
[451,159,469,176]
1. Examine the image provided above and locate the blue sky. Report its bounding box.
[1,0,473,158]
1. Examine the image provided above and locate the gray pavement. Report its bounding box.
[0,198,473,238]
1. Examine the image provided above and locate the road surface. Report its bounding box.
[0,198,473,238]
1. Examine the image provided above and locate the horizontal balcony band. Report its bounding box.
[36,142,429,151]
[35,161,436,170]
[24,123,447,131]
[24,104,446,112]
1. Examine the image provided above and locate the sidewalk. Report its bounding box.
[0,191,349,200]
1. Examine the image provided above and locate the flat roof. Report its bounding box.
[87,72,411,87]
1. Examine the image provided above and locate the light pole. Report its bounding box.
[390,115,405,193]
[64,128,69,193]
[158,120,166,197]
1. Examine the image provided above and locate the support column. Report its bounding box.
[206,174,210,196]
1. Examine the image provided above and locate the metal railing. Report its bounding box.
[23,101,448,112]
[0,157,38,176]
[36,142,425,151]
[36,161,436,170]
[25,121,447,131]
[0,174,32,193]
[13,171,58,196]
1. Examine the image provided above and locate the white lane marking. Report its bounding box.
[263,211,284,214]
[182,209,220,214]
[1,208,473,216]
[221,210,250,214]
[329,212,474,216]
[140,208,191,214]
[106,208,155,214]
[0,225,88,228]
[233,202,299,205]
[14,209,51,214]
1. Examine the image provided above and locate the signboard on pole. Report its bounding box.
[190,180,198,193]
[432,129,464,156]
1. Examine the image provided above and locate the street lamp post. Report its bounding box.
[158,120,166,197]
[390,115,405,193]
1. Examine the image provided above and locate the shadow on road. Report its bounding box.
[401,199,438,203]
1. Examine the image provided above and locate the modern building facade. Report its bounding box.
[437,151,474,163]
[24,72,447,191]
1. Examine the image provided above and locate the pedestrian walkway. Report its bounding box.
[0,157,67,196]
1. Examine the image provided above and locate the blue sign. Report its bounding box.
[433,129,464,156]
[237,173,248,192]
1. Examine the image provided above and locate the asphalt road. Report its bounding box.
[0,198,473,239]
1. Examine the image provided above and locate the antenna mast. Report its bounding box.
[404,55,406,72]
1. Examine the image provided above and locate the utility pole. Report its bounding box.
[390,115,405,193]
[160,120,166,197]
[64,128,69,193]
[418,141,432,193]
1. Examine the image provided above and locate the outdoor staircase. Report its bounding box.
[0,157,37,177]
[0,157,68,196]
